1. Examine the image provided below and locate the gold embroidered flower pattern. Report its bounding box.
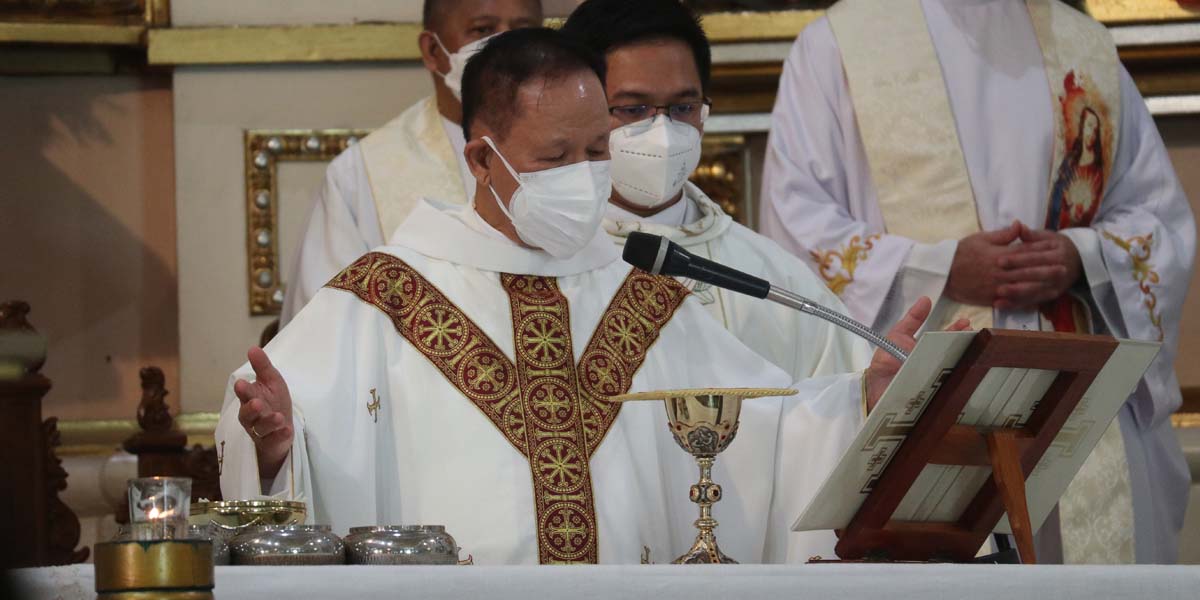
[809,234,883,297]
[1101,230,1164,341]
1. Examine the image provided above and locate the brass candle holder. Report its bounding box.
[609,387,796,564]
[94,539,214,600]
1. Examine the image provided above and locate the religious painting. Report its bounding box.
[1045,71,1116,232]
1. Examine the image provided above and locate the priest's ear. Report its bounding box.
[417,30,448,76]
[464,137,494,188]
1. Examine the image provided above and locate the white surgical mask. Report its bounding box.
[482,136,611,259]
[433,33,495,101]
[609,115,702,209]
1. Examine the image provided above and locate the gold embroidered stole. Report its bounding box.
[827,0,1119,331]
[359,98,470,240]
[326,253,689,563]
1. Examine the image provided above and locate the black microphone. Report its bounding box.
[622,232,771,299]
[622,232,907,361]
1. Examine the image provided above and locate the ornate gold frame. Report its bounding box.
[243,129,370,315]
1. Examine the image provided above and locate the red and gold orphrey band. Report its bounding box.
[326,252,688,563]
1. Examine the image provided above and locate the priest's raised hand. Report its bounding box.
[233,346,293,479]
[863,297,971,413]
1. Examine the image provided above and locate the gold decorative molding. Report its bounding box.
[244,129,369,315]
[1087,0,1200,24]
[0,22,142,44]
[700,10,823,43]
[148,23,423,65]
[57,412,219,456]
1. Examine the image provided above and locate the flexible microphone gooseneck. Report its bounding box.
[623,232,908,362]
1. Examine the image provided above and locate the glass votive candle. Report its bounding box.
[127,477,192,540]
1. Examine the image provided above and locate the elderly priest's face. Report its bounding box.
[461,29,612,256]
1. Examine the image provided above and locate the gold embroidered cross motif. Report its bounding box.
[367,388,382,423]
[810,233,882,296]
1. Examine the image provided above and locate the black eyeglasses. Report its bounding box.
[608,99,712,126]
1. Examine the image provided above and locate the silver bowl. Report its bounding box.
[344,525,459,565]
[229,525,344,566]
[187,523,230,565]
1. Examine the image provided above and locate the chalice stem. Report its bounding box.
[674,456,736,564]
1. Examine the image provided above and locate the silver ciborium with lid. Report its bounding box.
[609,387,796,564]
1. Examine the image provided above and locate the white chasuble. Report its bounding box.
[281,97,470,325]
[762,0,1194,563]
[219,199,868,564]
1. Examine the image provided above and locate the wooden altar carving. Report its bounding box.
[0,300,87,568]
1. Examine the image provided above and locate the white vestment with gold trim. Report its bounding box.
[220,198,867,564]
[761,0,1194,563]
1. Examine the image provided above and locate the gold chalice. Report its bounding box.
[609,387,796,564]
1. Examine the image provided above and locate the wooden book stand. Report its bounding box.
[834,329,1118,564]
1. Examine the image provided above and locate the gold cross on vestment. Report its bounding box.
[367,388,382,423]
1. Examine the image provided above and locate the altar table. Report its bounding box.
[12,563,1200,599]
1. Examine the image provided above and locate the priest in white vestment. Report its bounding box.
[280,0,543,324]
[219,29,945,565]
[560,0,872,383]
[760,0,1195,563]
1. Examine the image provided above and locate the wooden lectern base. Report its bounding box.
[831,330,1118,565]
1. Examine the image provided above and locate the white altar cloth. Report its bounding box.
[13,563,1200,599]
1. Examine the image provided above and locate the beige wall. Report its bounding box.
[1160,116,1200,389]
[174,63,431,412]
[0,75,178,421]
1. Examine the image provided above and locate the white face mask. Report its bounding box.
[609,115,702,209]
[482,136,611,259]
[433,33,495,101]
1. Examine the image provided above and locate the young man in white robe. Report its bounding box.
[759,0,1195,564]
[280,0,543,324]
[218,28,957,565]
[561,0,871,384]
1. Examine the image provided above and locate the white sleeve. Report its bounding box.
[217,286,386,519]
[1066,67,1196,429]
[764,372,865,563]
[759,20,958,331]
[280,146,383,326]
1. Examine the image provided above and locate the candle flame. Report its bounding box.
[148,507,160,519]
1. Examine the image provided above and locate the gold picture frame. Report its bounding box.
[243,129,369,316]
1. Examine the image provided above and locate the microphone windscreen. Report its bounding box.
[622,232,665,273]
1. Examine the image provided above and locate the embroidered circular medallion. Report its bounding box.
[539,502,594,561]
[456,346,515,401]
[599,308,650,362]
[533,439,586,493]
[410,304,468,357]
[371,264,425,317]
[578,349,629,399]
[527,379,576,429]
[627,274,674,323]
[517,313,571,369]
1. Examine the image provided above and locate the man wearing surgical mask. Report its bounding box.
[216,28,944,564]
[560,0,871,383]
[280,0,543,325]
